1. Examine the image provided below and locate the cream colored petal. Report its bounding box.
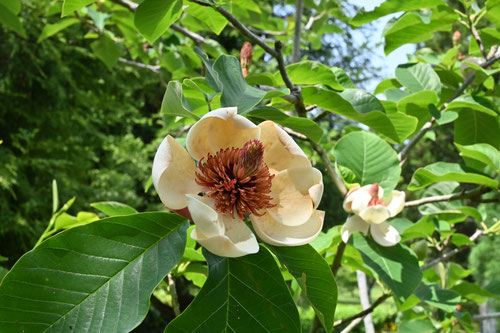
[186,194,224,238]
[385,190,406,217]
[342,185,360,212]
[152,136,203,210]
[348,190,372,215]
[370,222,401,247]
[186,107,261,161]
[359,206,391,225]
[251,210,324,246]
[258,121,310,173]
[341,215,369,243]
[191,217,259,258]
[267,167,323,226]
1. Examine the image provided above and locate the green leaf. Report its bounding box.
[352,234,422,302]
[302,86,411,142]
[333,131,401,194]
[38,18,79,42]
[339,88,385,114]
[408,162,499,190]
[90,35,123,69]
[418,182,462,216]
[90,201,138,216]
[247,107,323,143]
[451,281,497,303]
[134,0,183,43]
[383,6,458,55]
[0,213,188,332]
[0,0,21,14]
[446,95,498,116]
[447,263,472,288]
[161,81,200,120]
[270,245,337,333]
[402,216,436,241]
[165,246,301,333]
[455,143,500,172]
[454,110,500,148]
[451,233,474,247]
[185,3,227,34]
[0,3,26,37]
[386,112,419,142]
[331,67,355,88]
[486,0,500,26]
[374,78,402,95]
[0,255,7,263]
[395,63,441,96]
[350,0,445,27]
[194,47,222,93]
[274,61,343,91]
[399,320,437,333]
[213,55,289,113]
[0,267,7,284]
[62,0,95,17]
[414,282,461,312]
[54,211,100,231]
[397,90,438,133]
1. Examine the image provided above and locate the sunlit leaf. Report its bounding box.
[414,282,461,312]
[90,201,138,216]
[0,213,188,332]
[165,246,301,333]
[62,0,95,17]
[38,18,79,42]
[90,35,123,69]
[274,61,343,90]
[134,0,183,43]
[0,2,26,37]
[395,63,441,96]
[161,81,200,120]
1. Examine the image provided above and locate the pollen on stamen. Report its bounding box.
[195,140,275,219]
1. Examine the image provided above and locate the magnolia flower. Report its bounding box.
[341,183,405,247]
[152,107,324,257]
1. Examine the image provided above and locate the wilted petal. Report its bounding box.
[152,136,203,210]
[258,121,310,173]
[267,167,323,226]
[186,194,224,238]
[370,222,401,247]
[341,215,369,243]
[385,190,405,217]
[186,107,260,161]
[359,205,391,224]
[191,216,259,258]
[251,210,324,246]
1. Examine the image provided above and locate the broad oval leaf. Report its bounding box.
[90,201,138,216]
[0,3,26,37]
[161,81,200,120]
[395,63,441,96]
[333,131,401,194]
[270,244,337,333]
[165,246,301,333]
[274,61,343,91]
[446,94,498,116]
[454,109,500,147]
[134,0,183,43]
[455,143,500,172]
[414,282,461,312]
[0,212,188,333]
[408,162,499,190]
[247,106,323,143]
[339,88,385,114]
[62,0,95,17]
[213,55,289,113]
[37,18,80,42]
[90,35,123,69]
[352,234,422,302]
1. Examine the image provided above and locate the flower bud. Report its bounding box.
[240,42,253,77]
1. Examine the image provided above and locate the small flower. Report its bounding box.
[152,107,324,257]
[341,183,405,247]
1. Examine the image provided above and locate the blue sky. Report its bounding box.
[349,0,416,92]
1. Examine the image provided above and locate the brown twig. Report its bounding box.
[422,229,483,270]
[331,242,347,277]
[292,0,304,63]
[470,26,488,59]
[334,294,391,327]
[404,186,492,207]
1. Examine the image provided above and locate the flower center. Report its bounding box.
[195,140,275,219]
[367,183,384,207]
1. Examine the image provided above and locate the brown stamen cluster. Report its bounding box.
[195,140,275,219]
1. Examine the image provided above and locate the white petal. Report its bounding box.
[152,136,203,210]
[341,215,369,243]
[186,107,260,161]
[267,167,323,226]
[251,210,324,246]
[385,190,406,217]
[359,206,391,224]
[258,121,310,173]
[348,189,372,215]
[191,217,259,258]
[370,222,401,247]
[185,194,224,238]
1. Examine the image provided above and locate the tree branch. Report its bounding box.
[334,294,391,327]
[473,312,500,321]
[331,242,347,276]
[398,53,500,164]
[405,186,492,207]
[292,0,304,63]
[471,26,488,59]
[421,229,483,270]
[119,57,160,73]
[167,274,181,316]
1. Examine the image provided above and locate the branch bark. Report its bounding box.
[292,0,304,63]
[405,186,492,207]
[334,294,391,327]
